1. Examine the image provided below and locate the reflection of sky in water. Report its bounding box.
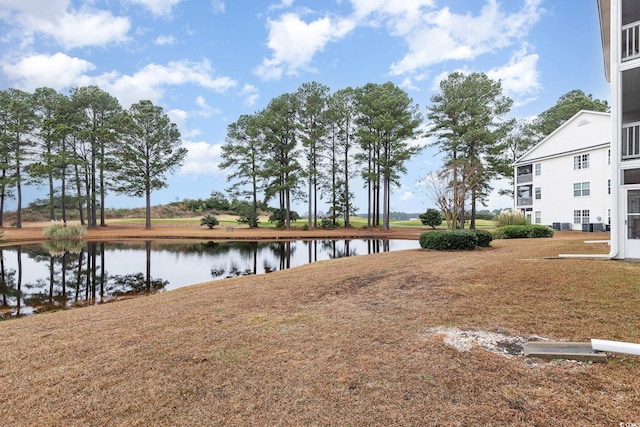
[0,240,418,312]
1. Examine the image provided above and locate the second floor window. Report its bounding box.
[574,154,590,170]
[535,187,541,200]
[573,182,590,197]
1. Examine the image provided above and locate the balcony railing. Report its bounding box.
[622,121,640,160]
[517,173,532,184]
[517,197,532,207]
[622,21,640,61]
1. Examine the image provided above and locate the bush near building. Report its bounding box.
[492,224,554,239]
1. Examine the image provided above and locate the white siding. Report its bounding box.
[514,111,612,231]
[517,111,611,164]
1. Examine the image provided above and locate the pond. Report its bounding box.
[0,239,417,319]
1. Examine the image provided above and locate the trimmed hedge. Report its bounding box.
[419,230,478,251]
[492,224,554,239]
[470,229,493,247]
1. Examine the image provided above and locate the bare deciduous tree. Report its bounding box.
[425,160,484,230]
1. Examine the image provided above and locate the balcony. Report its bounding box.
[517,173,532,184]
[517,197,532,207]
[622,21,640,61]
[622,121,640,160]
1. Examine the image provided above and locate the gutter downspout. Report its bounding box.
[592,339,640,356]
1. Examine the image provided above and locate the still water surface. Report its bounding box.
[0,239,416,319]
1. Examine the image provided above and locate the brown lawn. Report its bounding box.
[0,222,638,426]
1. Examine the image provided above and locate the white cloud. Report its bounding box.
[269,0,294,11]
[238,84,259,106]
[180,141,225,175]
[254,12,356,80]
[487,46,541,99]
[2,52,95,91]
[167,108,189,128]
[127,0,182,17]
[349,0,544,77]
[195,95,221,117]
[0,0,130,49]
[400,191,415,202]
[350,0,436,33]
[155,34,176,45]
[102,59,238,107]
[3,53,238,108]
[167,109,202,139]
[211,0,225,14]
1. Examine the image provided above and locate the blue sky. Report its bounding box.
[0,0,609,215]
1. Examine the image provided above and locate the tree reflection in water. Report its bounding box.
[0,241,168,320]
[0,238,415,319]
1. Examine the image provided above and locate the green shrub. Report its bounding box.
[268,209,301,228]
[419,208,443,229]
[237,213,259,228]
[495,210,529,226]
[320,218,335,229]
[419,230,478,250]
[200,215,219,229]
[528,224,555,238]
[43,223,85,239]
[492,224,554,239]
[470,229,493,247]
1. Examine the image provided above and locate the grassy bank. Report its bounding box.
[0,226,637,425]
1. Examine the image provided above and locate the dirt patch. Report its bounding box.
[425,326,545,357]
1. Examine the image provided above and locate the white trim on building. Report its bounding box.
[598,0,640,259]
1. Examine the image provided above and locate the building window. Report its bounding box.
[574,210,590,224]
[623,168,640,184]
[534,211,541,224]
[573,182,590,197]
[535,187,541,200]
[574,154,590,170]
[608,149,611,165]
[534,163,541,176]
[582,210,590,224]
[608,179,611,195]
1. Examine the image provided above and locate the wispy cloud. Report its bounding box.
[155,34,176,45]
[127,0,183,18]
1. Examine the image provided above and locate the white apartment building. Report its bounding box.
[513,110,612,231]
[598,0,640,258]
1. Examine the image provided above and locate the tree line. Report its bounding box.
[222,75,608,231]
[221,81,423,230]
[0,86,186,229]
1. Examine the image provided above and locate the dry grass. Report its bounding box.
[0,223,638,426]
